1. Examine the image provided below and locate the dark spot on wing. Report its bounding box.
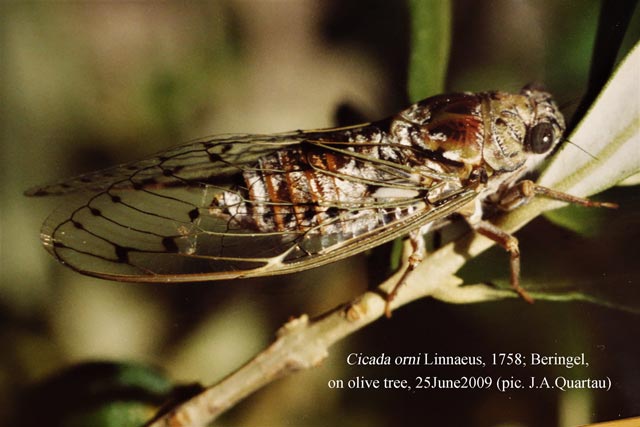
[114,245,129,263]
[188,208,200,221]
[162,236,179,253]
[139,177,158,186]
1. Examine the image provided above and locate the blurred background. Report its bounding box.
[1,1,639,426]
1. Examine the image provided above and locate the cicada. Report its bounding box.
[26,85,614,308]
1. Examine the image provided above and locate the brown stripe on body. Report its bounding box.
[306,151,342,234]
[247,148,327,233]
[280,149,308,231]
[322,152,347,234]
[262,154,288,231]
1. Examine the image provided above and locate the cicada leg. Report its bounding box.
[384,226,429,318]
[474,180,617,303]
[472,220,533,303]
[383,182,617,316]
[497,180,618,211]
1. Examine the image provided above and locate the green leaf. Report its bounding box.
[17,361,175,427]
[538,40,640,209]
[407,0,452,101]
[543,202,611,237]
[569,0,639,132]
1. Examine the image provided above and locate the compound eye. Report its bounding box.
[526,122,555,154]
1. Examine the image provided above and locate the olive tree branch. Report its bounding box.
[147,42,639,427]
[144,187,577,427]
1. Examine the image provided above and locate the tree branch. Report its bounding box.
[145,193,559,427]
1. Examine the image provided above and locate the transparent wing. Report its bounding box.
[25,131,310,196]
[27,126,475,282]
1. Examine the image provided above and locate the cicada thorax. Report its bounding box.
[399,93,483,153]
[402,90,565,197]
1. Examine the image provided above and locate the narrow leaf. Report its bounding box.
[407,0,452,101]
[538,40,640,205]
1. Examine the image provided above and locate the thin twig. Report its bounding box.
[147,192,560,427]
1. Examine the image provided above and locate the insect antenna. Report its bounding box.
[562,137,599,161]
[556,96,599,161]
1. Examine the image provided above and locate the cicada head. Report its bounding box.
[481,85,566,174]
[520,84,566,156]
